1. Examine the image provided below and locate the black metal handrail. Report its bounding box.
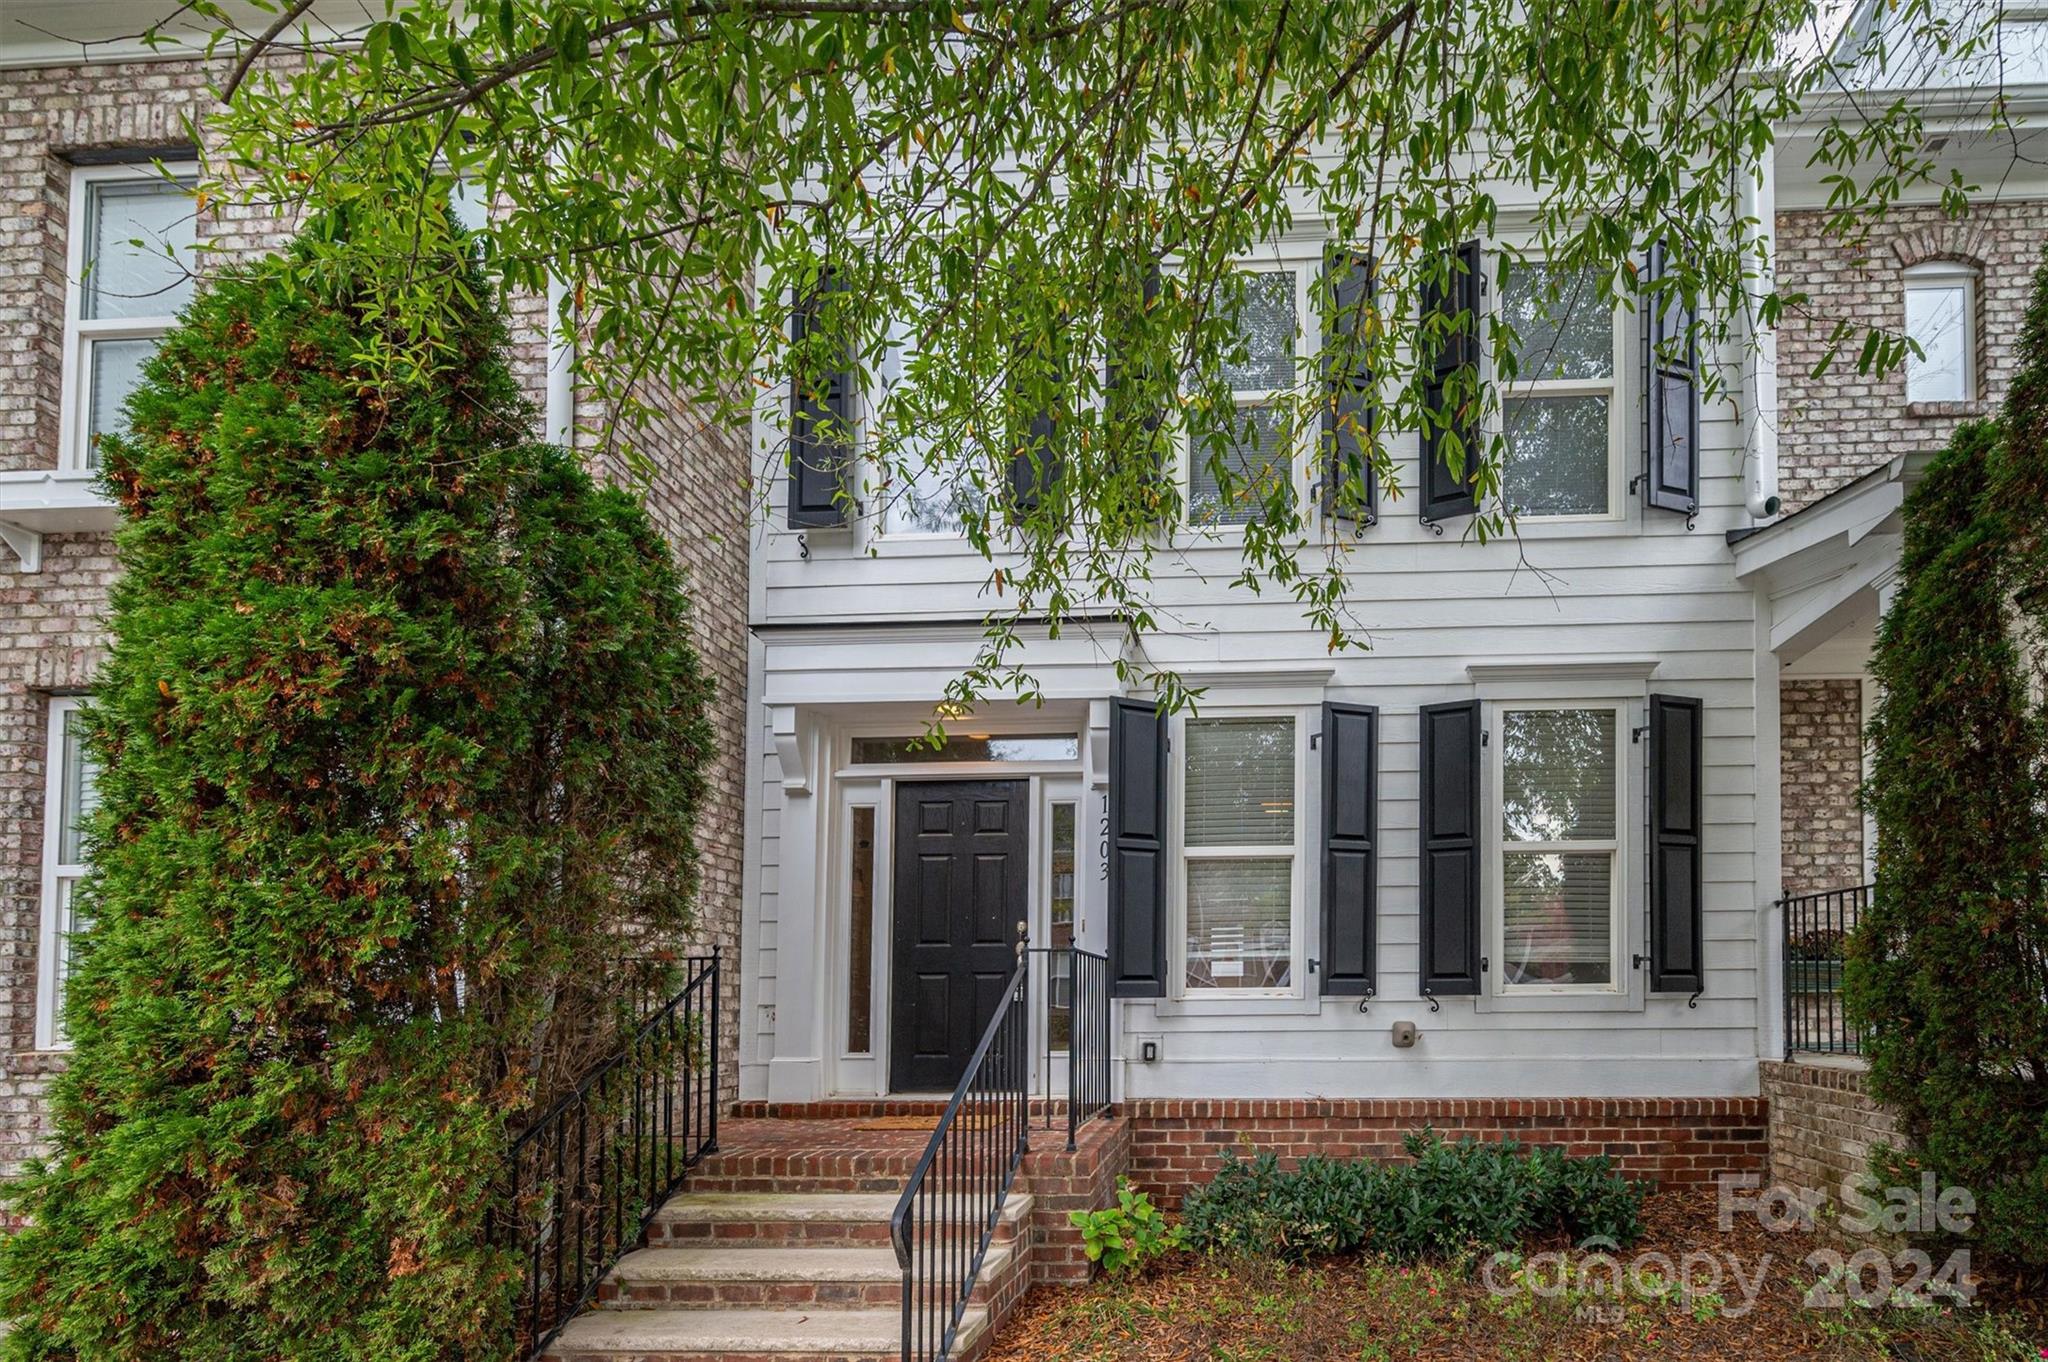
[1032,945,1112,1151]
[1783,885,1869,1057]
[503,950,720,1359]
[891,947,1031,1362]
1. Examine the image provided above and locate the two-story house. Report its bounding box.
[0,1,753,1184]
[733,0,2046,1174]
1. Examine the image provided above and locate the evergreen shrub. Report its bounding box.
[1178,1130,1646,1262]
[0,230,713,1360]
[1849,251,2048,1269]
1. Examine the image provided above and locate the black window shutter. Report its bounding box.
[1642,241,1699,519]
[788,270,854,528]
[1106,261,1168,501]
[1647,693,1705,994]
[1009,402,1060,514]
[1320,701,1378,996]
[1322,253,1378,529]
[1419,699,1482,996]
[1010,322,1063,514]
[1420,241,1483,524]
[1109,696,1167,998]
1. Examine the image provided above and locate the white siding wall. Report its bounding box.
[739,243,1768,1103]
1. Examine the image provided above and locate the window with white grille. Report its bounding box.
[1179,714,1301,993]
[60,166,199,470]
[1492,704,1625,992]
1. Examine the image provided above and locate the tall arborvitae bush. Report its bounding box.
[0,231,713,1359]
[1850,252,2048,1268]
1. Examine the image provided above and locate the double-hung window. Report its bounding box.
[1188,270,1302,527]
[61,166,199,470]
[1493,704,1625,992]
[1904,262,1976,404]
[1179,714,1301,993]
[38,698,99,1049]
[877,316,984,535]
[1498,261,1624,519]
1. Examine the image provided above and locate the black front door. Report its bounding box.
[891,780,1029,1093]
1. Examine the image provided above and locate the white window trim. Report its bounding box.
[1493,255,1628,524]
[37,697,90,1051]
[1903,261,1978,405]
[1484,699,1630,999]
[836,718,1084,778]
[1168,707,1310,1002]
[1180,260,1315,535]
[58,162,200,473]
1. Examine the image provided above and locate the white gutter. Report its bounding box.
[1739,153,1783,521]
[545,272,575,448]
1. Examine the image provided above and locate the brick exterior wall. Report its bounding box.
[1779,678,1868,897]
[0,57,748,1175]
[1020,1113,1134,1284]
[1774,199,2048,515]
[1119,1098,1768,1206]
[1759,1060,1900,1241]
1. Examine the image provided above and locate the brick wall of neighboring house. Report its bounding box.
[1779,678,1868,897]
[1774,199,2048,515]
[0,57,748,1177]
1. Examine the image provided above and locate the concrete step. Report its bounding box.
[544,1304,989,1360]
[648,1190,1030,1248]
[600,1240,1018,1310]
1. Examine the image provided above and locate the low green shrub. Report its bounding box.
[1069,1178,1183,1275]
[1179,1130,1645,1262]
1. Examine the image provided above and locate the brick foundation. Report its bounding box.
[1118,1098,1768,1206]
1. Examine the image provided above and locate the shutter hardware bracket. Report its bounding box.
[1632,955,1706,1010]
[797,533,810,561]
[1421,986,1440,1014]
[1631,724,1648,744]
[1358,981,1376,1015]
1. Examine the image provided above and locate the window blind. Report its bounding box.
[1184,717,1295,845]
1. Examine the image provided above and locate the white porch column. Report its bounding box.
[767,705,828,1102]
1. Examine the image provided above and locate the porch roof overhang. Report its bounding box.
[1729,452,1925,665]
[752,615,1129,710]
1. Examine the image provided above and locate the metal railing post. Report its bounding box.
[503,954,721,1360]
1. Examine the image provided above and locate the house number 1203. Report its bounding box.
[1098,809,1110,881]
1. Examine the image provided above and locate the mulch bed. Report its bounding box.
[986,1191,2048,1361]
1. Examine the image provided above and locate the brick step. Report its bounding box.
[649,1191,1028,1247]
[543,1305,989,1361]
[683,1156,922,1195]
[598,1240,1017,1310]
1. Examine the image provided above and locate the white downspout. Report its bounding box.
[1740,150,1784,520]
[545,271,576,448]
